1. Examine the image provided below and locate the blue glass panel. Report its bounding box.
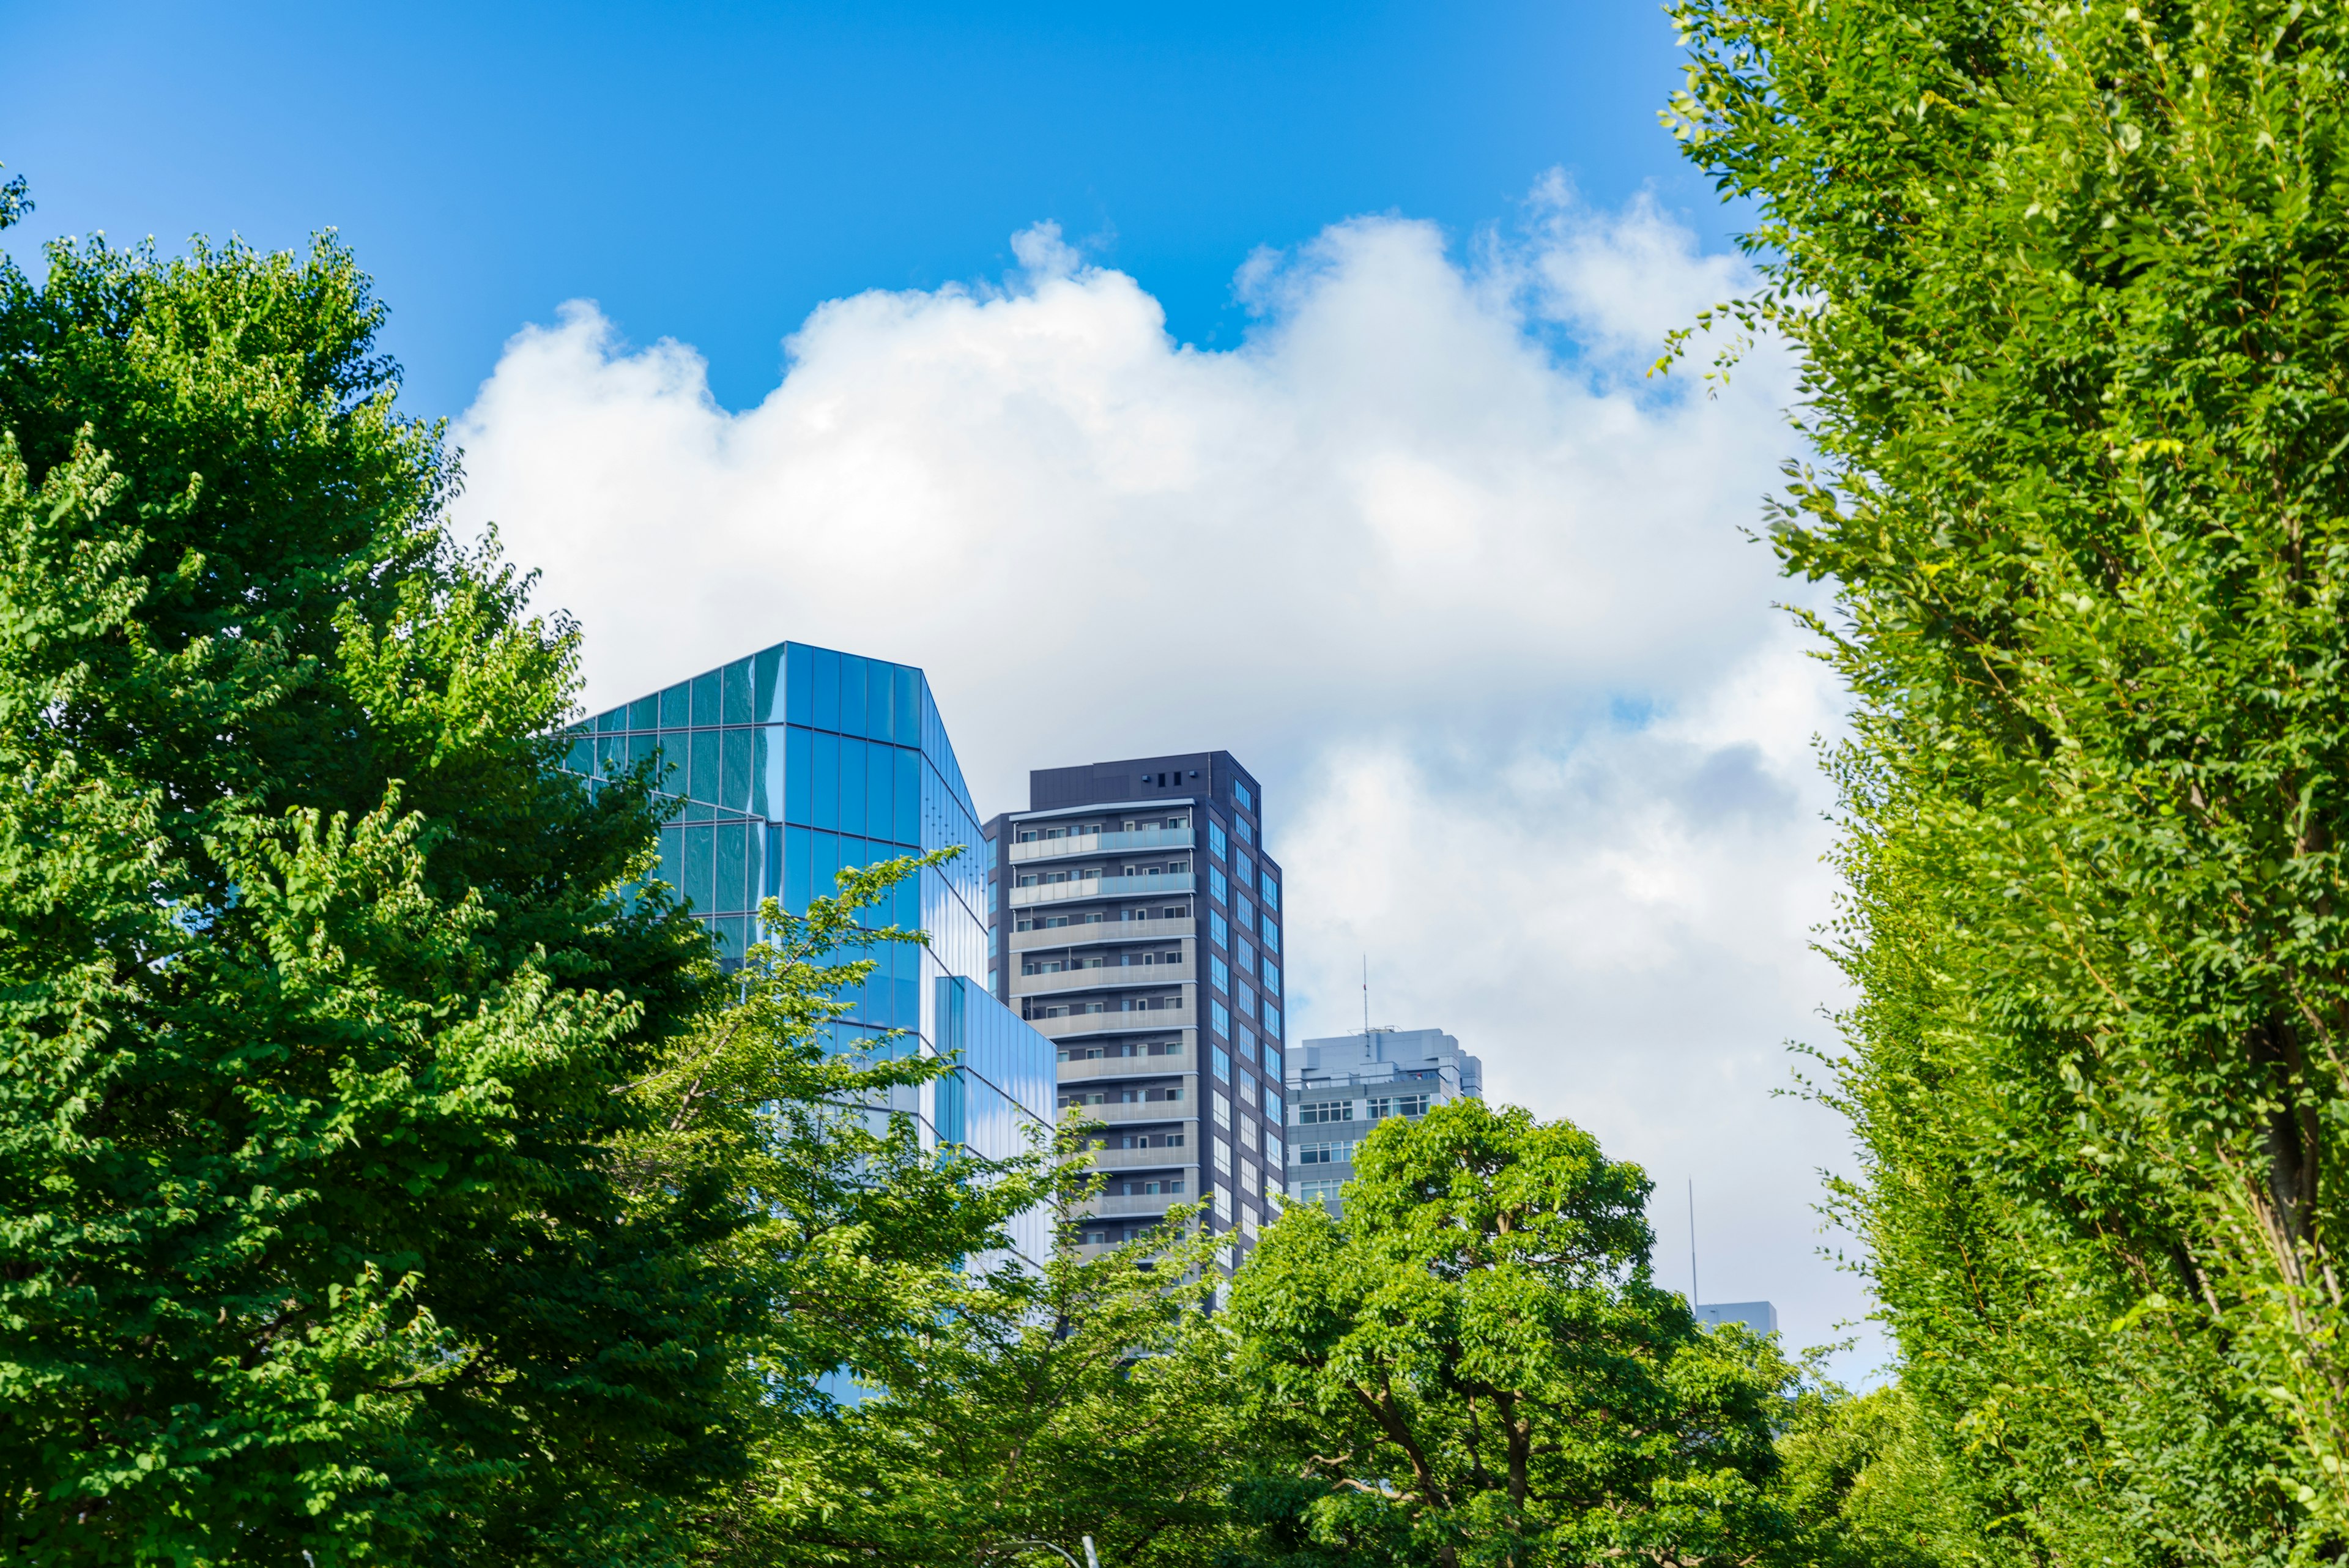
[721,727,752,812]
[628,696,656,731]
[839,738,867,837]
[683,823,714,912]
[596,707,625,733]
[629,732,658,772]
[814,830,840,902]
[750,727,772,817]
[784,726,812,825]
[1211,956,1230,992]
[893,665,919,746]
[692,669,721,727]
[1264,1003,1282,1038]
[893,747,919,846]
[784,825,812,914]
[1236,816,1254,845]
[1210,868,1228,904]
[841,655,869,738]
[659,682,690,728]
[596,735,624,774]
[658,824,682,896]
[565,735,592,773]
[1209,820,1227,859]
[683,798,713,822]
[811,647,840,730]
[1262,879,1279,912]
[717,823,748,912]
[1234,780,1254,812]
[1212,1046,1231,1080]
[867,744,892,841]
[1262,1043,1280,1076]
[763,825,782,900]
[895,876,918,931]
[754,644,783,722]
[1265,1087,1284,1120]
[1210,911,1228,948]
[1263,966,1280,998]
[690,729,719,805]
[1262,923,1279,955]
[1211,1000,1231,1038]
[722,658,753,725]
[717,915,748,967]
[811,732,840,829]
[1233,859,1253,891]
[785,644,813,724]
[896,975,918,1031]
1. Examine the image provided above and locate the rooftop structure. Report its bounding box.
[1285,1026,1484,1215]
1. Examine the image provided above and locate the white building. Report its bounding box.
[1284,1027,1483,1215]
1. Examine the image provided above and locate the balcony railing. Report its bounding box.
[1057,1049,1192,1082]
[1025,1004,1196,1038]
[1087,1145,1195,1172]
[1010,918,1192,953]
[1008,871,1194,908]
[1009,825,1195,864]
[1056,1098,1197,1126]
[1015,962,1193,996]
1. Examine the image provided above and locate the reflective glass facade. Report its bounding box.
[569,642,1051,1192]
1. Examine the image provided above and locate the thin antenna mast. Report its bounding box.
[1688,1180,1701,1309]
[1362,954,1371,1046]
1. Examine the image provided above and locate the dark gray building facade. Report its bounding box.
[984,752,1286,1276]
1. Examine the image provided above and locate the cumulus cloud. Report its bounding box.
[451,184,1874,1368]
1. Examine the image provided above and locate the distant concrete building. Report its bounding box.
[1695,1301,1779,1336]
[1284,1027,1483,1214]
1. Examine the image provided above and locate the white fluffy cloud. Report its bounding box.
[451,186,1876,1369]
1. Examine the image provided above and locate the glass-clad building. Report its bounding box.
[566,640,1054,1258]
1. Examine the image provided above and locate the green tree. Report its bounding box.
[1226,1100,1798,1567]
[1668,0,2349,1556]
[0,223,727,1563]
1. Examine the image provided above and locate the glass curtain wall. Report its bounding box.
[565,641,1045,1175]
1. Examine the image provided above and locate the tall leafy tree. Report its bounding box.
[1226,1101,1798,1567]
[0,220,728,1563]
[1669,0,2349,1556]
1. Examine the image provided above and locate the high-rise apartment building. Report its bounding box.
[984,753,1287,1267]
[568,640,1056,1259]
[1285,1026,1484,1214]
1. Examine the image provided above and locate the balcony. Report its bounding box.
[1057,1050,1192,1083]
[1009,871,1194,908]
[1010,825,1195,864]
[1083,1191,1193,1221]
[1025,1003,1197,1038]
[1057,1098,1196,1127]
[1011,918,1192,952]
[1086,1145,1195,1172]
[1015,962,1193,996]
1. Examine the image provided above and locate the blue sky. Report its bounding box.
[3,1,1725,417]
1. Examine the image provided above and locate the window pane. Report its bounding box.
[722,658,754,725]
[564,735,591,773]
[762,824,782,902]
[1261,921,1278,954]
[841,655,869,738]
[751,727,773,818]
[718,823,748,912]
[1209,820,1227,859]
[659,682,690,728]
[867,744,893,842]
[690,729,719,805]
[682,823,713,912]
[754,645,783,723]
[786,644,814,724]
[811,647,840,730]
[894,665,920,746]
[1210,868,1228,904]
[784,825,812,915]
[722,727,752,812]
[596,707,625,734]
[839,737,868,837]
[691,669,721,726]
[1212,1046,1231,1081]
[1262,880,1279,912]
[811,731,839,829]
[1264,1003,1282,1038]
[658,824,682,897]
[1211,1000,1231,1038]
[629,696,656,731]
[629,732,658,774]
[895,746,921,846]
[1211,956,1231,992]
[596,735,623,775]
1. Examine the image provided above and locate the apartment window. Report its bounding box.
[1167,815,1188,829]
[1299,1101,1354,1125]
[1214,1190,1232,1221]
[1018,831,1037,842]
[1211,956,1231,992]
[1236,816,1253,846]
[1234,781,1254,812]
[1210,867,1228,904]
[1238,940,1257,975]
[1264,1135,1283,1167]
[1370,1094,1431,1119]
[1212,1044,1231,1081]
[1262,1042,1281,1077]
[1213,1095,1233,1129]
[1264,1087,1285,1121]
[1261,922,1279,955]
[1214,1139,1233,1175]
[1169,859,1189,873]
[1209,910,1230,948]
[1262,966,1280,998]
[1264,1004,1281,1037]
[1209,820,1228,859]
[1262,879,1280,913]
[1162,905,1185,920]
[1239,983,1257,1016]
[1017,875,1037,888]
[1231,858,1253,892]
[1297,1180,1341,1208]
[1211,1000,1231,1038]
[1236,896,1256,931]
